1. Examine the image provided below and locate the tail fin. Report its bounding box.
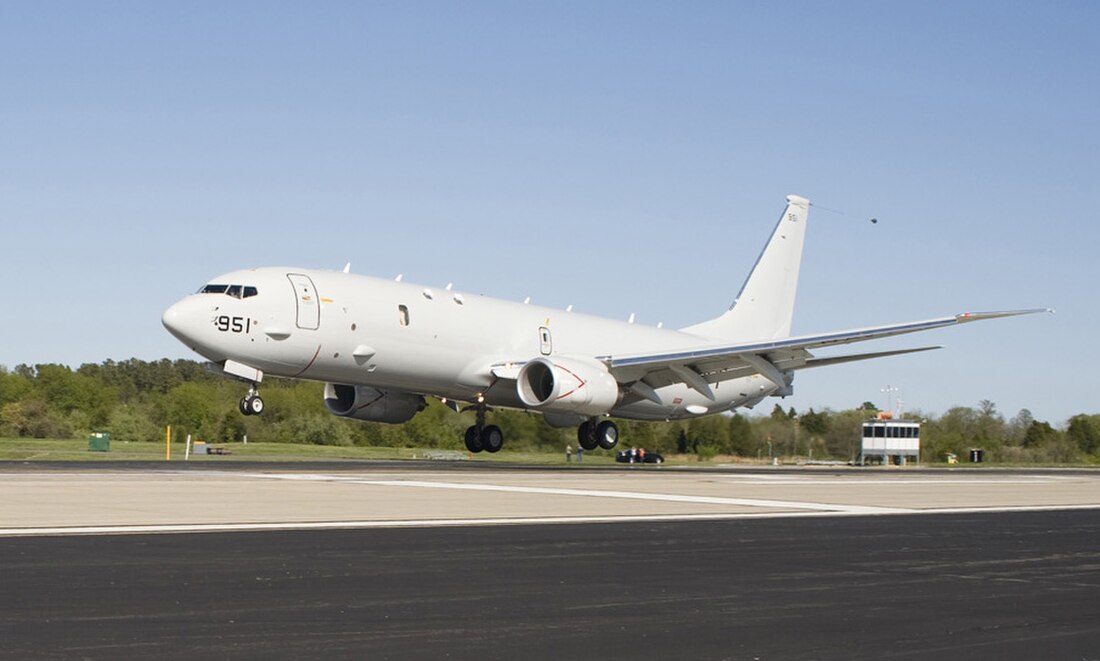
[682,195,810,341]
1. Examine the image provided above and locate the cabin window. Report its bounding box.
[398,305,410,326]
[198,283,259,298]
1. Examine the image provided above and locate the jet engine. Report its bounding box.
[323,383,426,424]
[516,356,620,416]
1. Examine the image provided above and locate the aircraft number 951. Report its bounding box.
[214,315,251,334]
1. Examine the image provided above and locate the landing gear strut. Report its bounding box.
[464,400,503,453]
[239,385,264,416]
[578,418,619,451]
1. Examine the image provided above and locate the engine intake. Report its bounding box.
[324,383,426,424]
[517,356,620,416]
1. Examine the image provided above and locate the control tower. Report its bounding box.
[860,413,921,465]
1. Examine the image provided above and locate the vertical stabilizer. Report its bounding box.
[682,195,810,341]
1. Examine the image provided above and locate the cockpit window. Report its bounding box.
[198,284,259,298]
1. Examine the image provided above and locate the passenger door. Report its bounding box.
[287,273,320,330]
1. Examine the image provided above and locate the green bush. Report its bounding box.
[283,415,355,446]
[108,406,161,443]
[1,400,73,438]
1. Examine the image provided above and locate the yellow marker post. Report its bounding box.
[166,425,171,461]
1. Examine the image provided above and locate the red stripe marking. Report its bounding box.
[292,345,323,378]
[354,389,386,413]
[553,363,587,401]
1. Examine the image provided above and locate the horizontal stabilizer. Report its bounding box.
[804,346,942,369]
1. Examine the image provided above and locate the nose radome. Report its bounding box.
[161,300,188,340]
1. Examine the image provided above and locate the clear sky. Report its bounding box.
[2,2,1096,424]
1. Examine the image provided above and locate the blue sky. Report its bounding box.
[1,2,1096,424]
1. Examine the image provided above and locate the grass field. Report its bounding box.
[5,438,1093,468]
[0,437,623,465]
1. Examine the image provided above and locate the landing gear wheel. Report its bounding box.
[239,395,264,416]
[481,425,504,453]
[239,384,264,416]
[577,421,599,451]
[596,420,619,450]
[462,399,504,454]
[464,426,483,453]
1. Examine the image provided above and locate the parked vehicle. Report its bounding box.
[615,448,664,464]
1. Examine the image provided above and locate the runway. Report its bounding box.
[3,464,1099,535]
[3,464,1100,659]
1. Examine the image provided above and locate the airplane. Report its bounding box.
[161,195,1047,454]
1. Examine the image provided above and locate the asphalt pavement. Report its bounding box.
[3,510,1099,660]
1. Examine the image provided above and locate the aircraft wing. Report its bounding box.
[603,309,1050,400]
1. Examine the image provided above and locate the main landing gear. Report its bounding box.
[578,418,619,451]
[460,400,619,456]
[464,401,503,453]
[239,385,264,416]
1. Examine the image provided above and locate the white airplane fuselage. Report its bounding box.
[163,267,770,422]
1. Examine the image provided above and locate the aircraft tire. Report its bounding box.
[246,396,264,415]
[239,397,251,416]
[596,420,619,450]
[481,425,504,453]
[464,426,483,453]
[577,422,599,451]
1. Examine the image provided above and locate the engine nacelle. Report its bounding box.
[517,356,620,416]
[323,383,426,424]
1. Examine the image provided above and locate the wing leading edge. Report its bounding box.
[603,308,1051,400]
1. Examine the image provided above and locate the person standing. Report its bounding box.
[565,444,573,463]
[576,445,584,463]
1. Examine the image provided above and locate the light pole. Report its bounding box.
[881,385,899,415]
[792,414,799,459]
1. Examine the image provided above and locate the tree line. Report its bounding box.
[1,359,1097,463]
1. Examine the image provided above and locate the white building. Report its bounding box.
[860,418,921,465]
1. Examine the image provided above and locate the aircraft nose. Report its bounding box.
[162,299,191,340]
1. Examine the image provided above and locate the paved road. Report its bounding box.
[3,510,1099,660]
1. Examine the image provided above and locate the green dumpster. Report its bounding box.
[88,432,110,452]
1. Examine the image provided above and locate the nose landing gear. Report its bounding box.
[239,385,264,416]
